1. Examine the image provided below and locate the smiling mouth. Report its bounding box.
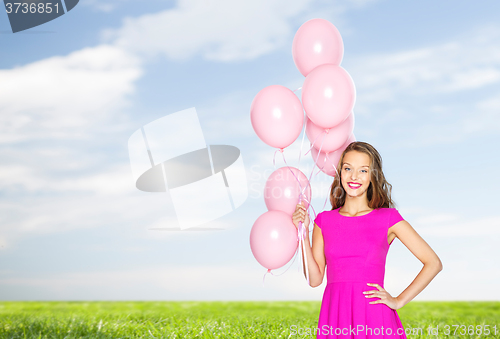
[348,183,362,189]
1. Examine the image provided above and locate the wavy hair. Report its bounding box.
[329,141,396,210]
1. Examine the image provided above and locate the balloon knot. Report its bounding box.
[279,148,284,153]
[325,128,330,134]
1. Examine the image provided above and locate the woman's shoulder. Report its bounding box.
[373,207,398,214]
[374,207,404,222]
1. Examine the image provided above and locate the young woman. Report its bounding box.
[292,141,442,338]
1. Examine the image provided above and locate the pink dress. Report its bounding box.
[313,207,407,339]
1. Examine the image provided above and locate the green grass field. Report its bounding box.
[0,301,498,338]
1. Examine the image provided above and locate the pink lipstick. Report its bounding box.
[348,182,361,189]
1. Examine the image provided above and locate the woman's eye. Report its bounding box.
[361,170,367,173]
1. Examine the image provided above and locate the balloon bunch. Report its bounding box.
[249,18,357,284]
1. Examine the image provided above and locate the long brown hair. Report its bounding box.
[329,141,396,210]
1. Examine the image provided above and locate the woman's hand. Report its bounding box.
[292,201,310,230]
[363,283,402,310]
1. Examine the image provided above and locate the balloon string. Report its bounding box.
[266,241,300,277]
[302,223,309,285]
[275,140,312,208]
[262,269,272,286]
[279,151,307,208]
[273,148,284,171]
[299,132,328,286]
[292,87,302,93]
[299,219,310,286]
[304,131,327,200]
[301,195,318,229]
[323,152,340,211]
[295,110,318,228]
[325,151,340,177]
[275,151,313,286]
[280,151,318,233]
[304,129,325,157]
[295,113,307,279]
[271,148,312,284]
[279,133,328,286]
[279,150,316,286]
[297,109,307,175]
[279,149,320,219]
[305,132,328,219]
[322,181,334,212]
[262,242,302,286]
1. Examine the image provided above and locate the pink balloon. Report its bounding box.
[306,112,355,153]
[292,18,344,77]
[264,166,312,215]
[250,85,304,149]
[250,210,298,270]
[302,64,356,129]
[311,133,356,177]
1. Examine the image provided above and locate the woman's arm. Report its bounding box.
[390,220,443,308]
[293,203,326,287]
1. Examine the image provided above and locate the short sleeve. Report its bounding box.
[314,212,323,229]
[388,208,404,228]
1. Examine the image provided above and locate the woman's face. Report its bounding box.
[340,150,372,198]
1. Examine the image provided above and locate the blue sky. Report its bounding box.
[1,0,499,301]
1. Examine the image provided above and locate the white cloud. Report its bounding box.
[104,0,317,61]
[0,44,142,143]
[0,44,147,249]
